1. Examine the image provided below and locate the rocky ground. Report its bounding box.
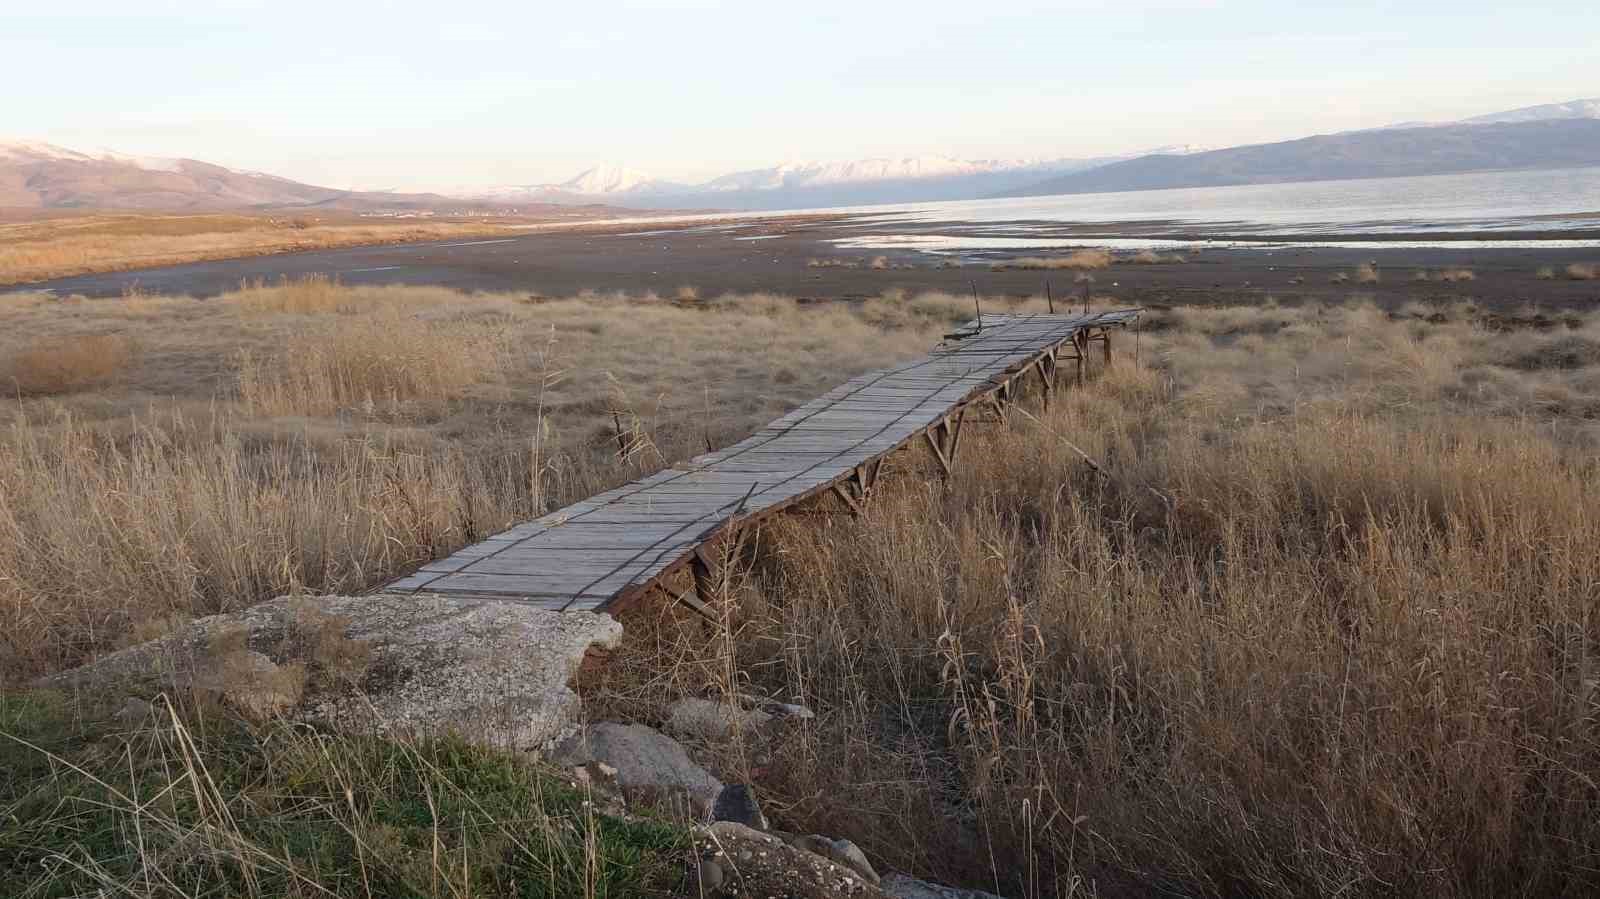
[36,592,998,898]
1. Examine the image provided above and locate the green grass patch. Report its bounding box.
[0,691,686,897]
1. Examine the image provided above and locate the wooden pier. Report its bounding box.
[383,309,1140,616]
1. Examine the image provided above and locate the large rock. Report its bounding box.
[41,593,622,751]
[553,722,724,814]
[881,873,1007,899]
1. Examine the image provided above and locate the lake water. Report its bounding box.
[816,166,1600,253]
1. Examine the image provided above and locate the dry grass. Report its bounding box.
[993,249,1113,271]
[10,287,1600,895]
[1569,263,1599,280]
[0,333,135,396]
[1538,265,1558,279]
[234,309,515,418]
[0,212,528,286]
[1416,267,1476,282]
[1119,249,1186,264]
[0,282,986,679]
[584,299,1600,897]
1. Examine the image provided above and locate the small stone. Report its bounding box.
[787,832,835,857]
[766,701,815,720]
[665,697,772,741]
[705,820,781,845]
[696,858,725,891]
[712,783,768,830]
[827,838,879,884]
[554,723,723,812]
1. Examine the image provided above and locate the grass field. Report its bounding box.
[0,212,529,286]
[5,284,1600,896]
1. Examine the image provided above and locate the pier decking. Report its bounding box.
[382,309,1139,614]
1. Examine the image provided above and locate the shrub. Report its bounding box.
[996,249,1113,271]
[0,334,134,396]
[234,310,510,418]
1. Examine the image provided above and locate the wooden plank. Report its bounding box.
[378,309,1140,611]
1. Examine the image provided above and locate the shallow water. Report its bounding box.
[827,168,1600,252]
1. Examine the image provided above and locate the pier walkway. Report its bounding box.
[383,309,1139,615]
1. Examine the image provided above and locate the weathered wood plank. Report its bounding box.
[380,310,1140,610]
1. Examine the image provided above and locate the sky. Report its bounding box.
[6,0,1598,192]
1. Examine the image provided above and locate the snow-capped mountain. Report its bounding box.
[1369,98,1600,133]
[558,163,663,194]
[701,156,1033,192]
[452,149,1211,210]
[1459,97,1600,125]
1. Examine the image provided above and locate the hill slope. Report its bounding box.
[0,140,510,212]
[998,119,1600,198]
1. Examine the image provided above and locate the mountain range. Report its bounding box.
[451,97,1600,208]
[0,140,561,214]
[999,118,1600,199]
[5,97,1598,213]
[449,149,1208,210]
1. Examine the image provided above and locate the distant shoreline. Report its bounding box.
[20,211,1600,313]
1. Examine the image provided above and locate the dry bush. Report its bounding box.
[1569,263,1598,280]
[994,249,1112,271]
[235,309,513,418]
[1537,265,1557,279]
[1415,268,1476,282]
[723,403,1600,897]
[584,299,1600,897]
[1329,271,1350,283]
[0,283,961,681]
[869,256,890,270]
[0,334,134,396]
[1355,262,1380,283]
[0,411,560,679]
[1119,249,1185,264]
[230,273,351,314]
[807,257,860,269]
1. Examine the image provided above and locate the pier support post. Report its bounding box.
[924,408,966,477]
[831,458,882,516]
[1034,351,1056,411]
